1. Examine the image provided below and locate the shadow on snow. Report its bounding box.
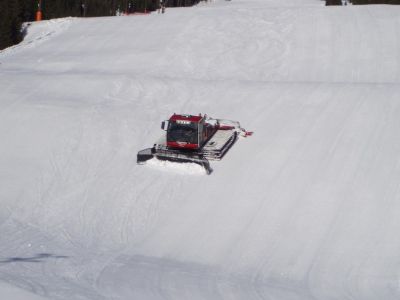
[0,253,68,264]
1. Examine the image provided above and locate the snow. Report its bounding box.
[0,281,47,300]
[146,158,207,175]
[1,0,400,299]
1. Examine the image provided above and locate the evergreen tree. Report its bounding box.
[0,0,24,49]
[326,0,343,5]
[352,0,400,3]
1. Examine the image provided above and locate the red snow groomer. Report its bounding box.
[137,113,252,174]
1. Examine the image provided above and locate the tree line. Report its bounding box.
[0,0,203,50]
[326,0,400,4]
[352,0,400,3]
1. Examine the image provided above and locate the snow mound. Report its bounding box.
[146,158,208,175]
[0,18,73,56]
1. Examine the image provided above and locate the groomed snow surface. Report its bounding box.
[1,0,400,299]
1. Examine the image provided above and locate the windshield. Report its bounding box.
[167,121,198,144]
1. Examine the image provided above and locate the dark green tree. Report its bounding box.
[0,0,24,49]
[326,0,343,5]
[352,0,400,3]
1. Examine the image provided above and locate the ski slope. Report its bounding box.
[1,0,400,299]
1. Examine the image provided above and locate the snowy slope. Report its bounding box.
[1,0,400,299]
[0,281,46,300]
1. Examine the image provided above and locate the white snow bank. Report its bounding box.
[0,18,73,57]
[146,158,208,175]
